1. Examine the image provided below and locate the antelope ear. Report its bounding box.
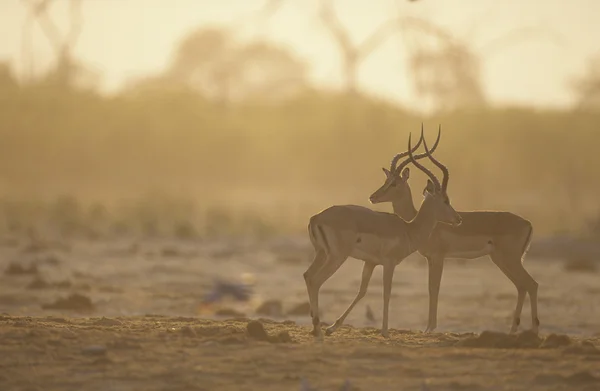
[423,179,436,196]
[382,168,391,177]
[400,167,410,181]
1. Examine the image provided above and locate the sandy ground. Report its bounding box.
[1,234,599,391]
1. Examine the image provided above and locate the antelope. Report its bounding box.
[304,127,462,339]
[366,125,538,335]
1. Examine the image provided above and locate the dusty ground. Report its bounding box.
[0,234,599,391]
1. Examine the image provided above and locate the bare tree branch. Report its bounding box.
[28,0,64,55]
[19,0,86,88]
[478,24,566,59]
[20,3,36,80]
[356,17,403,59]
[317,0,407,94]
[66,0,83,53]
[257,0,285,21]
[317,0,354,59]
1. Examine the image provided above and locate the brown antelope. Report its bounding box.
[367,125,538,335]
[304,127,462,339]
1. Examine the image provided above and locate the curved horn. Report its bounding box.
[408,129,441,191]
[391,123,441,175]
[423,124,449,192]
[390,134,422,172]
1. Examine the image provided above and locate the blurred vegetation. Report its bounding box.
[571,51,600,110]
[1,24,599,241]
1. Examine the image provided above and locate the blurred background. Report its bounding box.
[0,0,599,241]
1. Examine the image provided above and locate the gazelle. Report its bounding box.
[369,125,538,335]
[304,128,462,339]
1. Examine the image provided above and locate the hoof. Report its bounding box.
[424,325,436,333]
[325,327,335,336]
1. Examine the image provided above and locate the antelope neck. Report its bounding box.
[405,201,438,252]
[392,191,418,222]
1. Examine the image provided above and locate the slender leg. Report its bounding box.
[303,249,326,319]
[381,263,395,338]
[506,261,539,334]
[490,251,525,333]
[512,284,527,334]
[529,279,539,334]
[425,254,444,333]
[308,255,347,339]
[325,261,376,336]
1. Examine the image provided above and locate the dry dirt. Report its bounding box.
[1,234,599,391]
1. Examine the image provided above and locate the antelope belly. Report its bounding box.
[349,233,401,264]
[438,232,493,259]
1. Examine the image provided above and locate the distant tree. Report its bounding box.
[131,26,309,104]
[570,52,600,110]
[0,62,19,92]
[398,16,563,112]
[229,41,308,102]
[20,0,98,90]
[399,17,486,111]
[166,27,235,102]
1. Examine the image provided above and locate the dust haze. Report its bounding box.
[0,1,599,391]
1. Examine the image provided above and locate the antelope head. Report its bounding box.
[408,126,462,227]
[368,125,441,206]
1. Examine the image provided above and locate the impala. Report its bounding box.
[367,125,538,335]
[304,127,461,338]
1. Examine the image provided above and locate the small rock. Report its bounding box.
[246,320,269,341]
[246,320,294,343]
[457,330,516,348]
[255,300,283,317]
[540,333,572,349]
[515,330,542,348]
[272,330,293,343]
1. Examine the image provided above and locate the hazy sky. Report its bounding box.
[0,0,598,109]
